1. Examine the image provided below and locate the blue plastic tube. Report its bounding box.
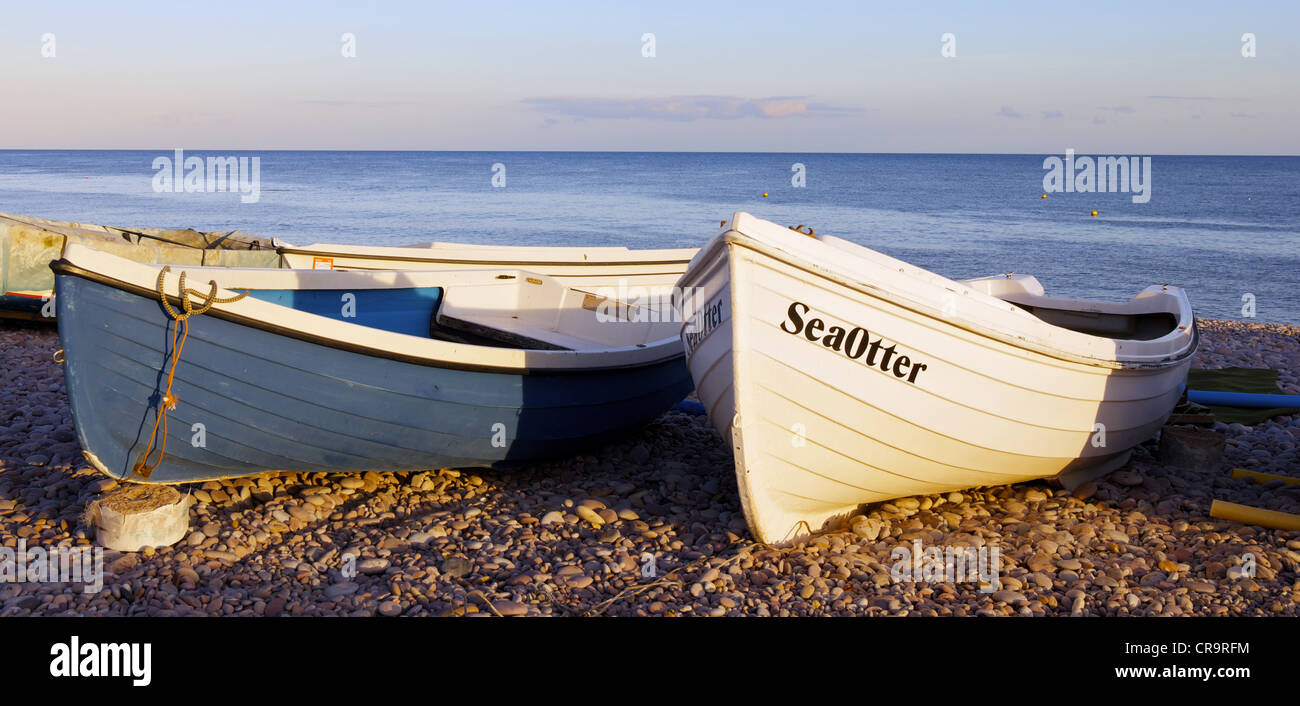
[673,400,707,415]
[1187,389,1300,409]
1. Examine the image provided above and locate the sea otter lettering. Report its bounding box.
[780,301,927,384]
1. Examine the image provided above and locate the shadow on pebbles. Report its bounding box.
[2,319,1298,616]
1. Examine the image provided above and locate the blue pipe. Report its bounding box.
[1188,389,1300,409]
[673,400,706,416]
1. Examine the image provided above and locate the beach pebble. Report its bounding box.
[325,582,359,599]
[441,558,472,578]
[265,596,287,617]
[993,590,1028,605]
[1026,553,1054,572]
[564,574,594,589]
[1071,595,1086,616]
[576,506,603,526]
[288,505,315,522]
[851,517,884,541]
[1072,482,1098,500]
[491,600,528,617]
[1112,471,1143,486]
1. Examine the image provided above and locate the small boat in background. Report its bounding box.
[0,213,282,321]
[278,240,697,292]
[53,243,693,484]
[3,212,698,321]
[679,212,1197,544]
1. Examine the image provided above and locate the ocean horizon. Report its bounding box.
[2,149,1296,324]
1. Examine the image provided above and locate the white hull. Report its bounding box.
[680,213,1197,544]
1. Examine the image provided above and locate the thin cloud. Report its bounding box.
[1041,110,1064,119]
[522,95,859,121]
[995,105,1023,119]
[1146,95,1230,102]
[299,99,417,108]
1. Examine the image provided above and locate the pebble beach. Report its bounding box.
[2,318,1298,617]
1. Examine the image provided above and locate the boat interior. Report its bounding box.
[805,232,1185,343]
[232,270,683,352]
[960,274,1182,341]
[1003,303,1178,341]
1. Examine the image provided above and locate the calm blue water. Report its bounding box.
[1,150,1297,323]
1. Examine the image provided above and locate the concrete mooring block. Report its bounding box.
[1159,425,1225,471]
[87,484,193,552]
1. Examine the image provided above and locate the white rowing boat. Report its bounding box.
[279,240,697,292]
[679,212,1197,544]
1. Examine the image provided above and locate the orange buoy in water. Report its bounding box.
[762,192,768,198]
[1041,194,1047,199]
[1091,210,1098,217]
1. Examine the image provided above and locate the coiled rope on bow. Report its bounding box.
[128,266,247,480]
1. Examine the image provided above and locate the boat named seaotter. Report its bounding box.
[780,301,928,384]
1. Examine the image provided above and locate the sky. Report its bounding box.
[0,0,1295,153]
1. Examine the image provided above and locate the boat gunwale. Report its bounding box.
[277,246,695,268]
[50,258,686,376]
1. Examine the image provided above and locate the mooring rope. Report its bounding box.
[126,266,247,480]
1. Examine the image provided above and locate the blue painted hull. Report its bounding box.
[55,274,692,483]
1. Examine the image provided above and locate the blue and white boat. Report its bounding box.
[53,243,693,483]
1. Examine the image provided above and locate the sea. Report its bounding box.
[1,150,1296,324]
